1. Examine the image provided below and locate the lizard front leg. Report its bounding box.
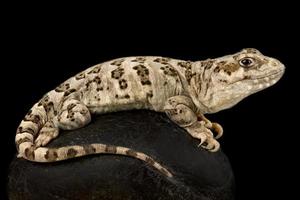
[163,96,221,152]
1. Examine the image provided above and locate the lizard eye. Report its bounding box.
[239,57,255,68]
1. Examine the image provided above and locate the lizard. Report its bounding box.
[15,48,285,178]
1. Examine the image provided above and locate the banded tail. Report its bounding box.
[15,104,173,178]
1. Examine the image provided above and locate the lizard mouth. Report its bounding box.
[228,69,285,86]
[247,69,285,81]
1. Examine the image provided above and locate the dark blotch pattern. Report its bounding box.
[105,145,117,154]
[87,65,102,74]
[153,57,170,65]
[17,126,36,136]
[83,145,96,154]
[126,149,137,157]
[64,89,77,97]
[25,147,35,160]
[111,67,125,79]
[131,57,146,63]
[67,148,78,158]
[110,59,125,66]
[44,149,58,161]
[132,65,151,85]
[178,61,195,84]
[145,157,155,165]
[55,83,70,92]
[75,72,86,80]
[160,64,178,77]
[119,79,128,89]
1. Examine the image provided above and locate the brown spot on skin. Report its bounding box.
[25,147,35,160]
[83,145,96,154]
[141,80,151,85]
[219,79,228,83]
[38,95,50,106]
[115,94,118,98]
[185,70,195,84]
[124,94,130,99]
[85,81,92,89]
[93,76,102,84]
[216,61,239,75]
[24,114,41,126]
[214,66,220,73]
[43,102,54,113]
[16,137,32,149]
[87,65,102,74]
[17,126,36,136]
[131,57,146,63]
[161,64,178,77]
[201,59,214,70]
[153,57,170,64]
[67,103,76,111]
[64,89,77,97]
[96,87,103,91]
[126,149,137,157]
[55,83,70,92]
[145,157,155,165]
[178,61,193,69]
[146,91,153,98]
[75,72,86,80]
[119,79,128,89]
[111,67,125,79]
[67,148,78,158]
[105,145,117,154]
[223,63,239,73]
[133,65,152,86]
[225,70,231,75]
[110,59,125,66]
[45,149,58,161]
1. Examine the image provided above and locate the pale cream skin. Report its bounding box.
[15,48,285,177]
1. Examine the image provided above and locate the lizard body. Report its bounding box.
[15,49,285,177]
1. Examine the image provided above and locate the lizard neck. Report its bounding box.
[187,61,212,114]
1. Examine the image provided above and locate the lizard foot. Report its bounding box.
[201,136,220,152]
[198,117,223,139]
[35,122,59,147]
[186,124,220,152]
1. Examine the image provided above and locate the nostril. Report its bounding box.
[271,60,278,67]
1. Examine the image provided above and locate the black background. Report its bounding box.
[2,3,298,200]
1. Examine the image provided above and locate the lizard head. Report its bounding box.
[193,48,285,113]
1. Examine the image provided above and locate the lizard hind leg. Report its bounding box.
[34,121,59,147]
[56,99,91,130]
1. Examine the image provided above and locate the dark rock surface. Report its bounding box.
[8,110,235,200]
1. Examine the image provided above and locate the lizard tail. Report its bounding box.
[18,143,173,178]
[15,102,47,154]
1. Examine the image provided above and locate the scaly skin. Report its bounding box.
[15,48,285,177]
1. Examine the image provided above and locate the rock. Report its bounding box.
[8,110,235,200]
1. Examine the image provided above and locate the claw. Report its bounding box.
[196,133,207,147]
[201,137,220,152]
[208,140,220,152]
[212,123,223,139]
